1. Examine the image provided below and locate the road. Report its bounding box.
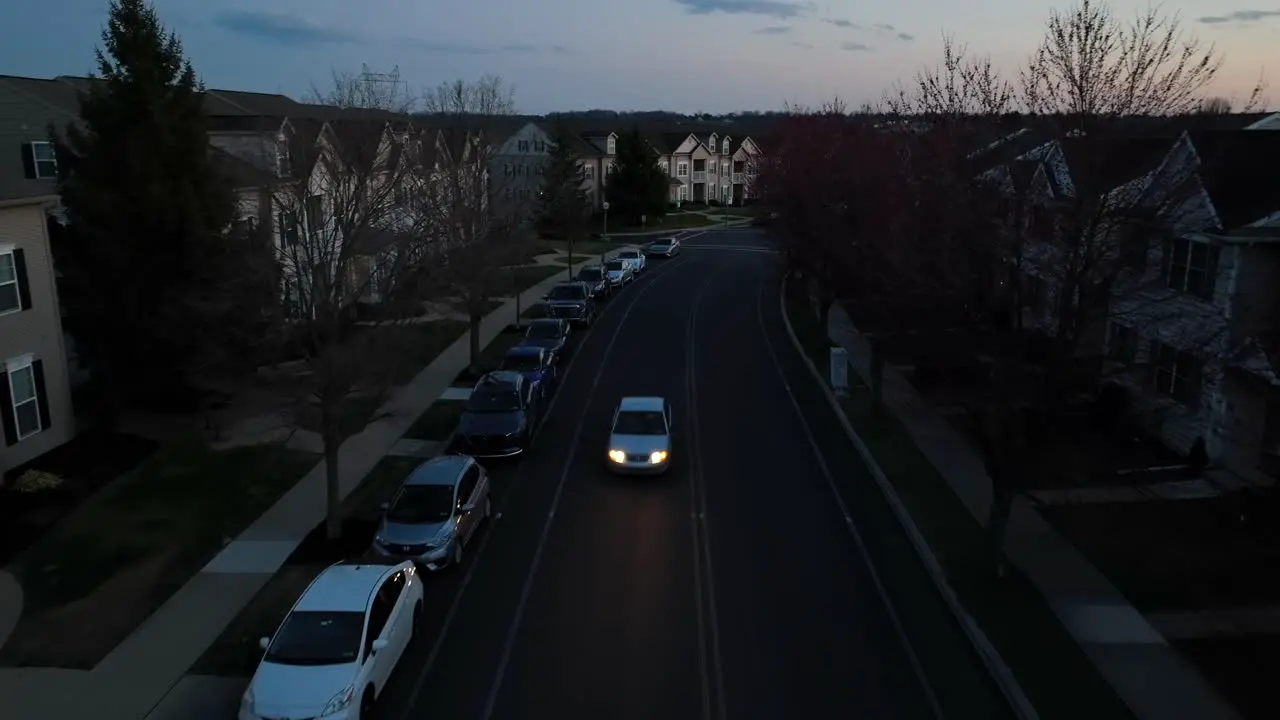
[373,228,1011,720]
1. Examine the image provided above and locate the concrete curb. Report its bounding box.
[777,277,1039,720]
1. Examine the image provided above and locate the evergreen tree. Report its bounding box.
[535,125,591,244]
[55,0,242,420]
[605,127,668,225]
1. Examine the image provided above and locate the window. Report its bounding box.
[1165,237,1218,300]
[459,465,480,506]
[534,140,546,152]
[709,162,716,176]
[583,165,594,180]
[517,140,530,152]
[708,185,716,199]
[3,357,48,444]
[277,211,299,246]
[606,137,616,154]
[1151,342,1203,406]
[678,185,687,202]
[275,138,292,177]
[677,162,689,177]
[28,142,57,179]
[1,246,31,314]
[504,163,512,177]
[733,160,745,174]
[1106,322,1137,364]
[660,161,669,174]
[304,195,324,238]
[722,161,729,176]
[722,184,730,200]
[722,139,730,154]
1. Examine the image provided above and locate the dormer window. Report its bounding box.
[275,136,292,178]
[722,138,730,154]
[24,141,58,180]
[606,137,616,154]
[518,140,530,152]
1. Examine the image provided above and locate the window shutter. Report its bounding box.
[32,360,51,431]
[0,370,16,446]
[1202,245,1220,302]
[13,248,31,310]
[20,142,37,179]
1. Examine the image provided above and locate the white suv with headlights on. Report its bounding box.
[239,558,424,720]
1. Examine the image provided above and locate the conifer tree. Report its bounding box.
[535,125,591,269]
[55,0,245,420]
[605,127,668,225]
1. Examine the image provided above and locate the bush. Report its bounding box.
[13,470,64,494]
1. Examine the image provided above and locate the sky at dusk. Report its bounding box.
[1,0,1276,113]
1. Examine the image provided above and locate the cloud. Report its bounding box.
[791,41,814,48]
[211,11,362,46]
[1198,9,1280,23]
[897,32,914,41]
[825,18,857,28]
[753,25,792,34]
[824,18,912,40]
[841,41,871,51]
[671,0,813,20]
[874,23,895,31]
[402,38,560,55]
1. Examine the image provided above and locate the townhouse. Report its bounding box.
[0,76,79,477]
[975,113,1280,483]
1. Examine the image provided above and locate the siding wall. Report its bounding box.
[0,204,75,476]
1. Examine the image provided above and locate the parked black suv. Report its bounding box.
[575,265,611,300]
[450,371,539,458]
[542,281,597,327]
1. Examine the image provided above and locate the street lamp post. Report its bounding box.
[602,200,610,239]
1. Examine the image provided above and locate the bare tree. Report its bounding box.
[418,75,536,373]
[1020,0,1221,126]
[308,65,417,116]
[1198,96,1232,114]
[884,34,1016,120]
[275,72,433,540]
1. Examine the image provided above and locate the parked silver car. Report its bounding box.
[616,248,647,274]
[372,454,492,570]
[606,396,673,474]
[604,259,635,288]
[647,237,681,257]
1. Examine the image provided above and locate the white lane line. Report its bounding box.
[479,258,709,720]
[396,254,699,720]
[753,278,944,719]
[686,260,736,720]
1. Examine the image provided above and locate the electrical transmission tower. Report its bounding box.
[359,64,408,99]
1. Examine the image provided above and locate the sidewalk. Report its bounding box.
[0,245,634,720]
[824,303,1240,720]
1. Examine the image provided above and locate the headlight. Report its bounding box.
[649,451,668,464]
[322,686,355,716]
[608,449,626,463]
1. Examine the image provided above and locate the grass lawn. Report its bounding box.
[376,320,469,385]
[1039,499,1280,612]
[650,212,719,230]
[293,393,385,440]
[0,439,319,669]
[191,454,422,677]
[508,240,561,265]
[494,265,570,297]
[785,296,1135,720]
[402,400,467,441]
[544,239,615,258]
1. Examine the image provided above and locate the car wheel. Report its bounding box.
[411,603,422,637]
[484,496,492,520]
[451,541,463,568]
[360,690,375,720]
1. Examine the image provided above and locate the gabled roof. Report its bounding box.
[0,76,81,201]
[1187,130,1280,230]
[968,127,1055,176]
[1057,135,1174,199]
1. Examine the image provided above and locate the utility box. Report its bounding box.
[829,347,849,396]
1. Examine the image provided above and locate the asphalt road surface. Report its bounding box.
[372,228,1011,720]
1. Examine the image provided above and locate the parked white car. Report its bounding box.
[606,396,674,474]
[239,558,424,720]
[615,248,646,274]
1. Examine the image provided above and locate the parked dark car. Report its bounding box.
[542,282,596,326]
[499,345,557,400]
[450,371,539,458]
[575,265,612,299]
[518,318,572,365]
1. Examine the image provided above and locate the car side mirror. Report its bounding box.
[461,502,476,512]
[371,638,389,653]
[258,636,271,650]
[541,294,549,301]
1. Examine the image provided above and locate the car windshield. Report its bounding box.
[547,285,586,301]
[578,268,603,281]
[525,322,562,340]
[264,611,365,666]
[651,241,671,248]
[605,260,624,271]
[501,353,541,371]
[619,251,640,258]
[613,410,667,435]
[386,484,455,523]
[467,388,521,412]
